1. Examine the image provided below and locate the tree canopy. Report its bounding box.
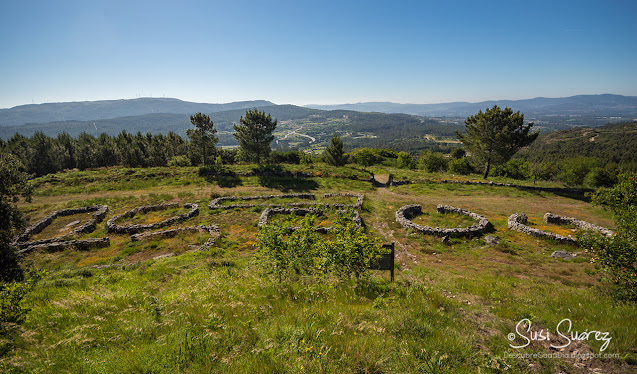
[457,105,538,179]
[187,113,218,166]
[233,109,277,164]
[0,153,32,282]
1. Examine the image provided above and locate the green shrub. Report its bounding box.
[167,155,191,167]
[257,211,386,283]
[447,157,473,175]
[418,151,448,172]
[580,173,637,302]
[558,157,599,186]
[491,159,531,180]
[584,167,618,188]
[397,152,416,169]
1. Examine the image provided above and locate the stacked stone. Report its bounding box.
[395,204,491,238]
[543,213,614,237]
[130,225,220,249]
[322,193,365,208]
[258,208,362,233]
[209,193,316,209]
[439,179,588,195]
[507,213,576,245]
[18,237,110,255]
[14,205,108,245]
[107,203,199,234]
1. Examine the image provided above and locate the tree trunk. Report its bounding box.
[483,159,491,179]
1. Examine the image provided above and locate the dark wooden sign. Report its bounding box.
[368,242,395,281]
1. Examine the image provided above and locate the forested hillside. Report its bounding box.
[517,121,637,171]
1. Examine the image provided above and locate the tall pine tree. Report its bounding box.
[457,105,538,179]
[323,134,346,166]
[233,109,277,164]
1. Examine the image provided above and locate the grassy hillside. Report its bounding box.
[3,165,635,373]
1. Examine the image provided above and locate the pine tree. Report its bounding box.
[233,109,277,164]
[457,105,538,179]
[187,113,218,166]
[323,134,346,166]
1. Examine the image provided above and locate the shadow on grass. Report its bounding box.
[253,165,318,192]
[199,166,243,188]
[257,176,318,192]
[206,174,243,188]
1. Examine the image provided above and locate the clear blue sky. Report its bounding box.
[1,0,636,109]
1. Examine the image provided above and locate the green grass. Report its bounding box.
[4,164,635,373]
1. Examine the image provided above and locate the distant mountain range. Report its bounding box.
[1,95,636,141]
[0,98,273,127]
[306,94,637,119]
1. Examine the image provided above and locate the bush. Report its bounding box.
[450,147,466,160]
[558,157,599,187]
[448,157,473,175]
[397,152,416,169]
[491,159,531,180]
[167,155,192,167]
[580,173,637,302]
[352,148,378,167]
[584,167,618,188]
[530,161,558,181]
[257,210,386,283]
[418,151,448,172]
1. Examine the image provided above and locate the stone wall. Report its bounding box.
[130,225,220,249]
[107,203,199,234]
[543,213,614,237]
[507,213,577,245]
[18,237,110,255]
[258,207,363,233]
[395,204,492,238]
[209,193,364,210]
[14,205,109,245]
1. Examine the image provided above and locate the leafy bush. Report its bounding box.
[352,148,378,167]
[529,161,558,181]
[491,159,531,180]
[397,152,416,169]
[257,210,386,283]
[580,173,637,302]
[584,167,618,188]
[418,151,448,172]
[167,155,192,167]
[558,157,599,186]
[1,269,45,329]
[448,157,473,175]
[450,147,466,160]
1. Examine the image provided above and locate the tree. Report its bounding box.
[0,153,33,282]
[580,173,637,302]
[187,113,218,166]
[233,109,277,164]
[323,134,346,166]
[457,105,538,179]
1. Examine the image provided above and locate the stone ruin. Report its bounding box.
[13,205,110,253]
[543,213,614,237]
[395,204,492,238]
[507,213,576,245]
[130,225,220,250]
[507,212,615,245]
[209,192,364,210]
[107,203,199,234]
[258,207,363,233]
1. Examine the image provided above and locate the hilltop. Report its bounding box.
[2,164,635,373]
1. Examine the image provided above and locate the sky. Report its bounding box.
[1,0,636,109]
